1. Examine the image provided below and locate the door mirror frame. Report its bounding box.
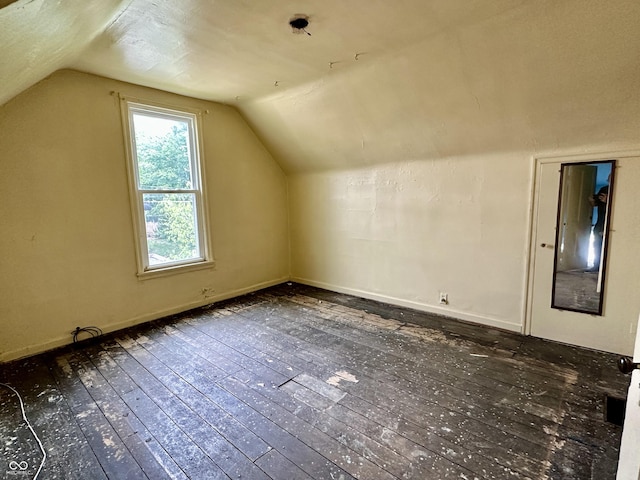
[551,159,616,315]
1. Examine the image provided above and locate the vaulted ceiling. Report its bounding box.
[2,0,640,172]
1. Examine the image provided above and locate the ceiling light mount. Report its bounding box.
[289,15,311,35]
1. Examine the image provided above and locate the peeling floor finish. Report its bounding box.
[0,283,629,479]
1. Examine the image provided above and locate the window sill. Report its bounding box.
[137,260,216,280]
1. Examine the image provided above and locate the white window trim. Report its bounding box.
[120,98,214,278]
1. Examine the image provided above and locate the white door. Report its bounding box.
[528,159,609,350]
[527,151,640,353]
[616,314,640,479]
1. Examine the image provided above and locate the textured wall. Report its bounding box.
[288,153,640,355]
[0,70,289,361]
[289,154,530,332]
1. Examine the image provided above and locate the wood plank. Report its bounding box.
[176,312,536,476]
[0,282,626,479]
[216,375,398,480]
[72,347,184,480]
[83,345,190,479]
[95,341,232,480]
[235,357,538,479]
[289,373,346,403]
[110,336,272,480]
[121,330,359,479]
[168,299,560,476]
[0,356,102,480]
[242,300,594,440]
[254,449,314,480]
[212,296,612,476]
[187,371,358,480]
[47,352,145,479]
[118,334,273,462]
[239,303,553,442]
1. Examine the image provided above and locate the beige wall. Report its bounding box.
[0,70,289,361]
[289,154,531,333]
[289,152,640,355]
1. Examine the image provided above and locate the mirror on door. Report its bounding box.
[551,160,615,314]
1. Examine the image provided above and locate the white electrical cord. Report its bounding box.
[0,382,47,480]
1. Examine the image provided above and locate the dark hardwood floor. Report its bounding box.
[0,283,629,479]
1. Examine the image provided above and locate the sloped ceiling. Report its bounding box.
[239,0,640,171]
[0,0,131,107]
[2,0,639,172]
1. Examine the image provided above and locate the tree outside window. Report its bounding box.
[126,103,208,271]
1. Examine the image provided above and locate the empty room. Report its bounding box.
[1,1,640,479]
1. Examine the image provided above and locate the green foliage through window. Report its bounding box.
[143,193,198,264]
[134,116,193,190]
[130,107,203,268]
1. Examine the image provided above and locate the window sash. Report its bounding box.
[140,192,203,268]
[124,100,210,273]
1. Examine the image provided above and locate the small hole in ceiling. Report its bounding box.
[289,15,311,35]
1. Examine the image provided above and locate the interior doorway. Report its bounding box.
[526,155,617,350]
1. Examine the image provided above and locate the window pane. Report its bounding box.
[143,193,200,266]
[133,113,193,190]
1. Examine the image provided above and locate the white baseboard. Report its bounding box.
[291,276,522,333]
[0,276,289,363]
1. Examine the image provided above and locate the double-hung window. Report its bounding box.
[124,101,210,274]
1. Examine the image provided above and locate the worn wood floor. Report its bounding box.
[0,283,629,479]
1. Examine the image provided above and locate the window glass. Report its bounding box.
[126,103,208,271]
[132,114,193,190]
[142,193,199,265]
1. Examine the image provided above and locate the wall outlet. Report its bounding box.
[439,292,448,305]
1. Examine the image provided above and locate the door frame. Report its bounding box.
[523,150,640,337]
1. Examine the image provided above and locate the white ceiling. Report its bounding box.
[72,0,530,103]
[2,0,640,172]
[2,0,527,105]
[0,0,130,106]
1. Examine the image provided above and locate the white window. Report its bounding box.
[124,101,210,274]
